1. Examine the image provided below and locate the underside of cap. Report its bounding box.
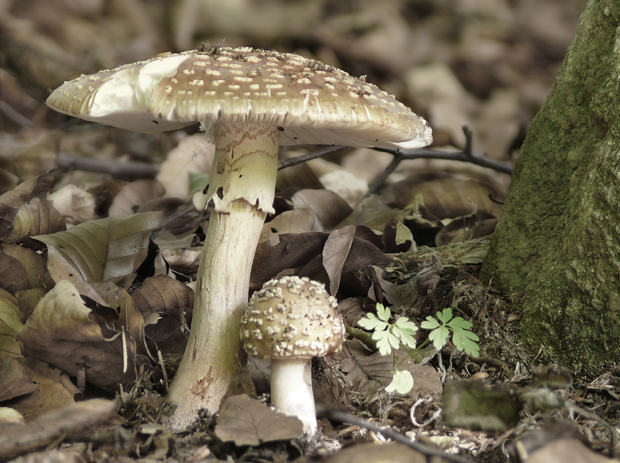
[47,47,432,149]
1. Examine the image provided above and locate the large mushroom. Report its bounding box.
[46,46,432,428]
[240,276,344,435]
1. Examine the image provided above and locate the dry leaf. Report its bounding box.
[0,357,78,422]
[34,212,162,292]
[157,134,213,199]
[215,394,303,446]
[323,441,427,463]
[0,244,51,294]
[0,288,23,359]
[131,275,193,357]
[337,340,440,401]
[18,280,145,390]
[322,224,356,295]
[0,248,29,294]
[0,399,117,460]
[291,189,352,229]
[0,171,62,243]
[48,184,96,224]
[108,179,166,216]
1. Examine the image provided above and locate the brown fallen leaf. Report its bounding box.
[323,224,356,295]
[0,244,52,295]
[291,189,352,229]
[337,340,440,403]
[0,357,38,402]
[0,399,117,460]
[108,179,166,216]
[0,288,23,359]
[131,274,193,357]
[1,357,78,421]
[18,280,146,390]
[34,211,162,293]
[215,394,303,446]
[322,441,429,463]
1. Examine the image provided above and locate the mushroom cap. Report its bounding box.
[240,276,344,360]
[47,46,432,150]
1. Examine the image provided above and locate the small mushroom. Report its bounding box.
[46,46,432,427]
[240,276,344,435]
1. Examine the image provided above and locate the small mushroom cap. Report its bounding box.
[47,46,432,150]
[240,276,344,359]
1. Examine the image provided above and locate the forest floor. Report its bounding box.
[3,0,618,462]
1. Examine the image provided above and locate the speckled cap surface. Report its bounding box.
[240,276,344,359]
[47,46,432,150]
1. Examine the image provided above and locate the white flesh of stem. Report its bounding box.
[271,358,317,436]
[166,122,279,428]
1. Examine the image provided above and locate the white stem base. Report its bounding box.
[271,358,317,436]
[165,123,279,428]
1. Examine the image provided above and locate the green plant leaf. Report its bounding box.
[427,325,450,350]
[376,303,391,322]
[385,370,414,394]
[373,329,399,356]
[446,316,472,331]
[420,316,440,330]
[393,317,418,334]
[452,329,480,356]
[358,312,388,332]
[436,308,453,324]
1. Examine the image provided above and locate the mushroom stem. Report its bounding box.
[166,123,279,428]
[271,358,317,435]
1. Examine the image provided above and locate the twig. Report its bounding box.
[316,405,473,463]
[366,127,513,197]
[57,151,159,180]
[277,145,347,170]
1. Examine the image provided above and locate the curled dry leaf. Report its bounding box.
[291,189,353,229]
[322,441,428,463]
[0,171,62,243]
[319,169,369,208]
[157,133,214,199]
[48,184,96,224]
[0,399,117,460]
[0,244,51,295]
[322,224,356,295]
[382,172,505,220]
[18,280,146,390]
[214,394,303,446]
[0,288,23,359]
[4,133,60,180]
[131,275,193,357]
[0,248,29,295]
[4,198,66,244]
[34,212,162,293]
[337,340,441,402]
[0,357,78,422]
[260,208,324,246]
[108,179,166,217]
[338,195,405,234]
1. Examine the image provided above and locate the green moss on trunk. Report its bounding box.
[481,1,620,370]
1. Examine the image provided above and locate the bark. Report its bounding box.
[481,0,620,370]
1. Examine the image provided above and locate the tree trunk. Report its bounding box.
[481,0,620,370]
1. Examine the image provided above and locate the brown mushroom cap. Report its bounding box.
[240,276,344,359]
[47,46,432,150]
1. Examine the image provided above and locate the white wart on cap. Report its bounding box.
[46,46,432,149]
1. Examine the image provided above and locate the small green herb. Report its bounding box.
[420,308,480,357]
[357,304,479,394]
[357,304,418,355]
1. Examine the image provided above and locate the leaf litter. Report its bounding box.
[2,0,615,462]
